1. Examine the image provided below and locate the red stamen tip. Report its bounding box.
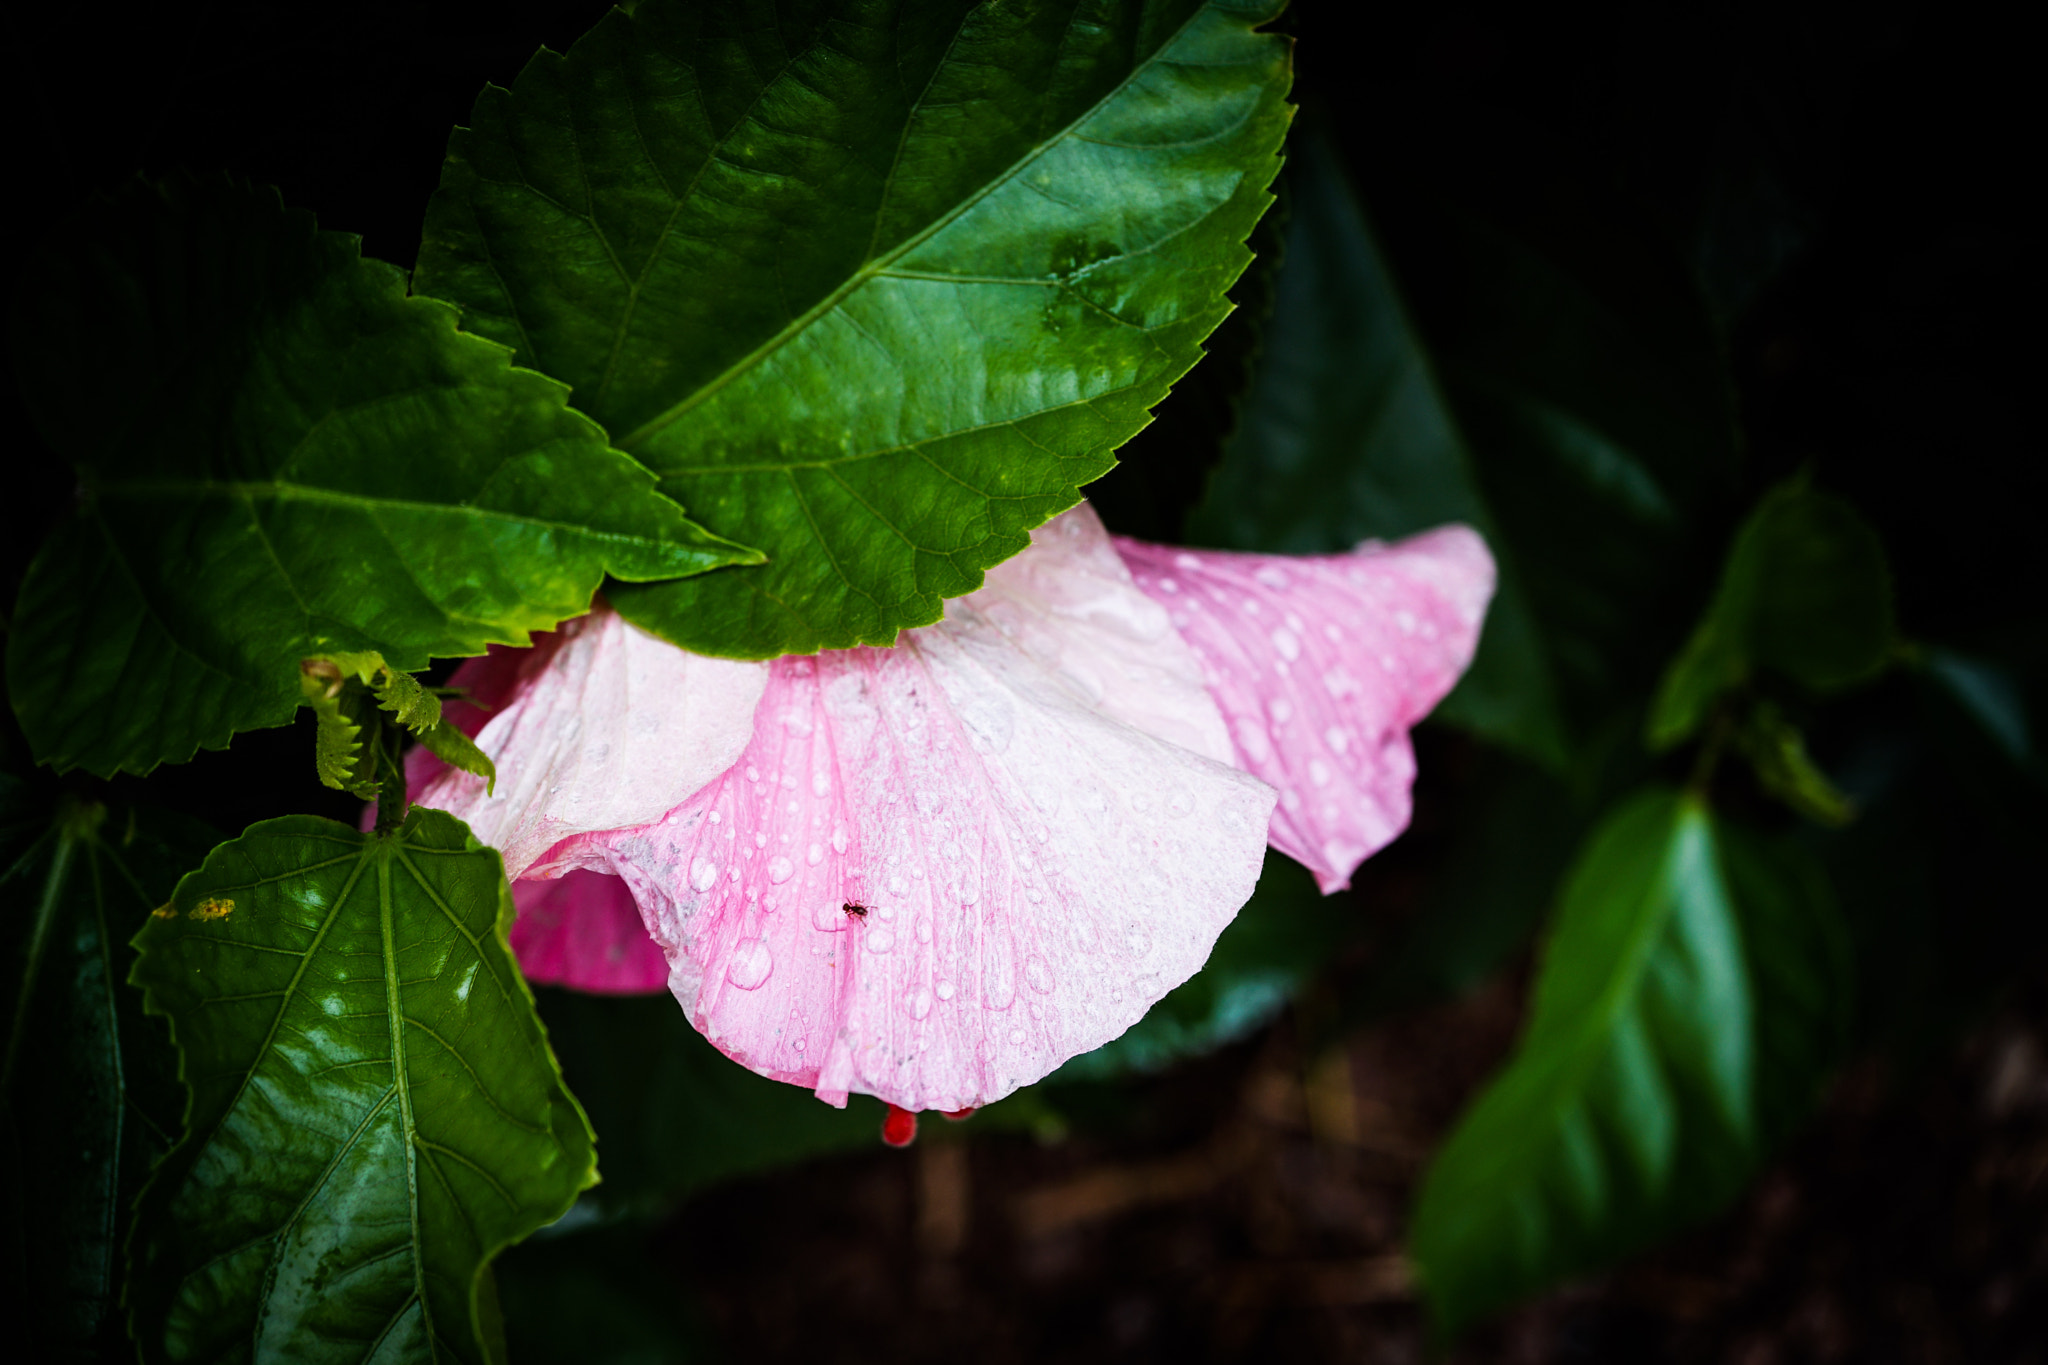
[882,1103,919,1147]
[941,1106,978,1122]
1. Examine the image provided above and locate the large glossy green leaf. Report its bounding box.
[1188,126,1565,765]
[126,809,597,1365]
[1408,788,1848,1334]
[415,0,1293,658]
[1648,478,1895,749]
[1,782,210,1360]
[8,174,758,779]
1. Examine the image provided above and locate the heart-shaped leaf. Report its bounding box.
[415,0,1293,658]
[7,174,758,778]
[126,808,596,1365]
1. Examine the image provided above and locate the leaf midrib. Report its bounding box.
[612,1,1217,452]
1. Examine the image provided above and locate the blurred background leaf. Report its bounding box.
[0,779,213,1363]
[1409,788,1849,1334]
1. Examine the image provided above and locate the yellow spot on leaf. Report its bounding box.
[188,897,235,921]
[151,904,179,920]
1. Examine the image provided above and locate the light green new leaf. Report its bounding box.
[1188,125,1566,765]
[1409,788,1847,1334]
[416,0,1293,658]
[1647,478,1895,749]
[1,783,209,1360]
[126,809,597,1365]
[7,174,759,779]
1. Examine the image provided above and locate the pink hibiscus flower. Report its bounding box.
[413,505,1492,1125]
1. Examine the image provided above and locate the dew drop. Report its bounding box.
[812,769,832,798]
[1395,609,1417,635]
[767,855,795,884]
[1309,759,1332,788]
[726,938,773,990]
[1008,1029,1027,1045]
[793,1038,806,1053]
[936,980,956,1001]
[1256,565,1289,589]
[754,832,768,848]
[1024,956,1056,994]
[865,928,897,955]
[708,809,722,824]
[1270,697,1294,725]
[1325,726,1350,755]
[831,827,849,854]
[746,765,761,782]
[690,858,719,892]
[906,987,934,1020]
[806,842,825,866]
[1271,628,1301,661]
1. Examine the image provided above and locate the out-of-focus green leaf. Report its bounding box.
[7,174,758,779]
[0,781,210,1361]
[1053,848,1357,1081]
[416,0,1293,659]
[1923,647,2032,767]
[1353,753,1587,1017]
[1188,126,1564,765]
[1410,787,1847,1335]
[493,1223,723,1365]
[1737,699,1855,826]
[127,809,596,1365]
[1648,478,1895,749]
[529,987,879,1220]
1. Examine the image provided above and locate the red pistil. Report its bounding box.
[941,1106,978,1122]
[881,1103,918,1147]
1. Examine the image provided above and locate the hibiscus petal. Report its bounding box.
[414,607,769,879]
[1114,526,1494,892]
[507,871,669,994]
[535,507,1275,1112]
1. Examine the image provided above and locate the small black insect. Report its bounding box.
[842,901,869,920]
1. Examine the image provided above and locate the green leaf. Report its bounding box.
[1187,124,1567,765]
[526,987,879,1220]
[415,0,1293,659]
[126,808,597,1365]
[1648,478,1895,749]
[7,174,759,779]
[1051,847,1356,1081]
[1,783,211,1360]
[418,719,498,795]
[1736,699,1855,827]
[1409,787,1847,1334]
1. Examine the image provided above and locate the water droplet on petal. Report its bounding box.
[690,859,719,892]
[767,856,794,884]
[1396,609,1417,635]
[1025,957,1056,994]
[1325,726,1350,754]
[812,769,831,798]
[865,928,896,954]
[1008,1029,1026,1045]
[906,987,933,1020]
[831,827,849,854]
[1309,759,1332,788]
[726,938,773,989]
[1271,628,1301,661]
[1270,697,1293,725]
[806,842,825,866]
[936,980,956,1001]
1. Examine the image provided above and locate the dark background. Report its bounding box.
[5,1,2041,1359]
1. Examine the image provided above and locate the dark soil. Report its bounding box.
[663,971,2048,1364]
